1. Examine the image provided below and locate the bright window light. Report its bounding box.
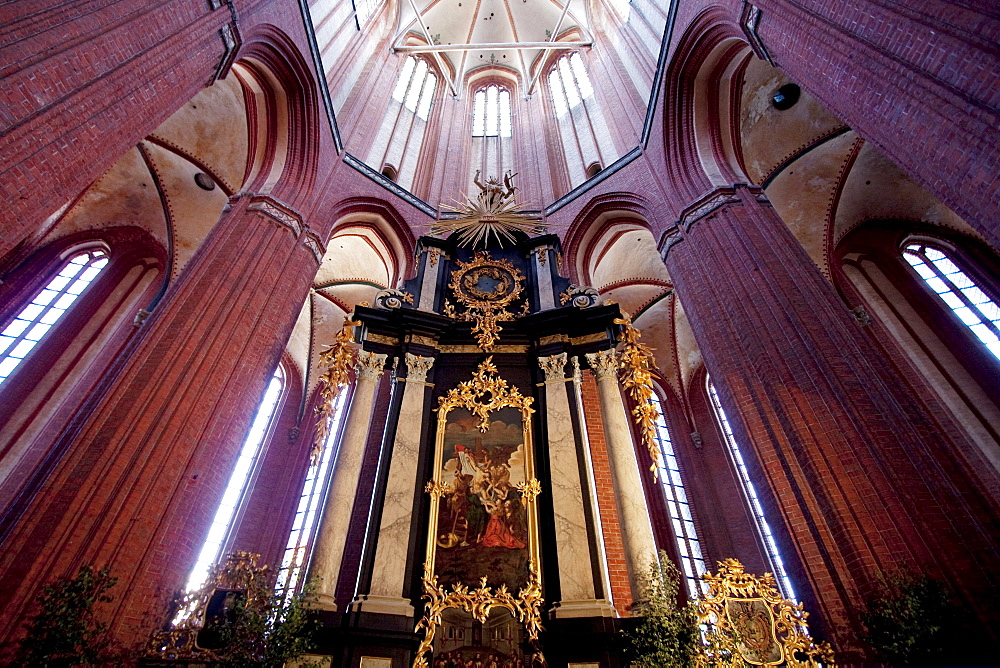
[353,0,384,29]
[708,380,797,600]
[903,242,1000,361]
[183,367,285,594]
[650,394,707,597]
[0,249,108,385]
[276,389,351,594]
[472,85,512,138]
[392,57,437,121]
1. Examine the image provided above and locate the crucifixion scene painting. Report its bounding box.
[434,407,530,591]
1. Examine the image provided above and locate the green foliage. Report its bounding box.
[13,565,121,667]
[202,580,322,667]
[860,572,953,665]
[622,551,701,668]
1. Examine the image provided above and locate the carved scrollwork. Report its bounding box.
[436,356,534,431]
[559,284,601,309]
[413,562,547,668]
[447,252,526,351]
[374,288,415,309]
[312,315,360,464]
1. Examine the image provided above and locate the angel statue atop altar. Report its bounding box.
[473,170,518,210]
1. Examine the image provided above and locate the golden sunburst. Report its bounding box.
[431,171,546,247]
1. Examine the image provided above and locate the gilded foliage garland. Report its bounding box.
[614,313,664,479]
[311,316,360,464]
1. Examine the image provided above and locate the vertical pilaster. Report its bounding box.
[583,349,658,605]
[355,352,435,617]
[309,350,389,611]
[539,353,616,618]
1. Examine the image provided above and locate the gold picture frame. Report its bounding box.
[413,357,546,667]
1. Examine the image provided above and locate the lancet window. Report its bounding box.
[352,0,384,29]
[547,53,617,188]
[184,366,286,593]
[903,241,1000,362]
[707,379,796,600]
[470,84,513,192]
[0,249,108,386]
[650,393,707,597]
[276,389,351,594]
[367,56,438,189]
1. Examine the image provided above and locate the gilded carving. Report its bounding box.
[614,314,665,478]
[697,559,835,667]
[432,171,545,248]
[145,552,272,662]
[312,316,360,464]
[447,252,526,351]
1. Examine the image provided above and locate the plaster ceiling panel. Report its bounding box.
[316,283,384,313]
[764,130,859,276]
[739,57,846,186]
[672,298,702,394]
[402,0,585,83]
[46,146,168,247]
[146,75,249,194]
[314,231,394,288]
[140,141,230,279]
[633,297,677,393]
[308,294,349,396]
[601,283,667,321]
[833,141,978,245]
[285,296,314,391]
[590,227,670,291]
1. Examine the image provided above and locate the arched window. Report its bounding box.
[470,84,514,192]
[547,53,617,188]
[366,56,438,190]
[184,366,286,594]
[902,241,1000,362]
[650,393,707,597]
[276,389,351,594]
[707,379,796,599]
[0,249,108,386]
[352,0,385,29]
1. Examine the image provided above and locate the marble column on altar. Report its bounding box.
[308,350,388,610]
[354,353,435,617]
[539,353,616,618]
[584,348,658,604]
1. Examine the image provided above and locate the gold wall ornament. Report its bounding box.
[312,315,360,464]
[447,251,526,350]
[432,170,546,248]
[436,356,534,431]
[413,563,547,668]
[614,313,665,480]
[146,552,273,662]
[696,559,836,667]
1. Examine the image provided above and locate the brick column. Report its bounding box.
[744,0,1000,247]
[661,183,1000,653]
[0,192,327,649]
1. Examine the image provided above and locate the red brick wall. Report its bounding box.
[580,372,633,613]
